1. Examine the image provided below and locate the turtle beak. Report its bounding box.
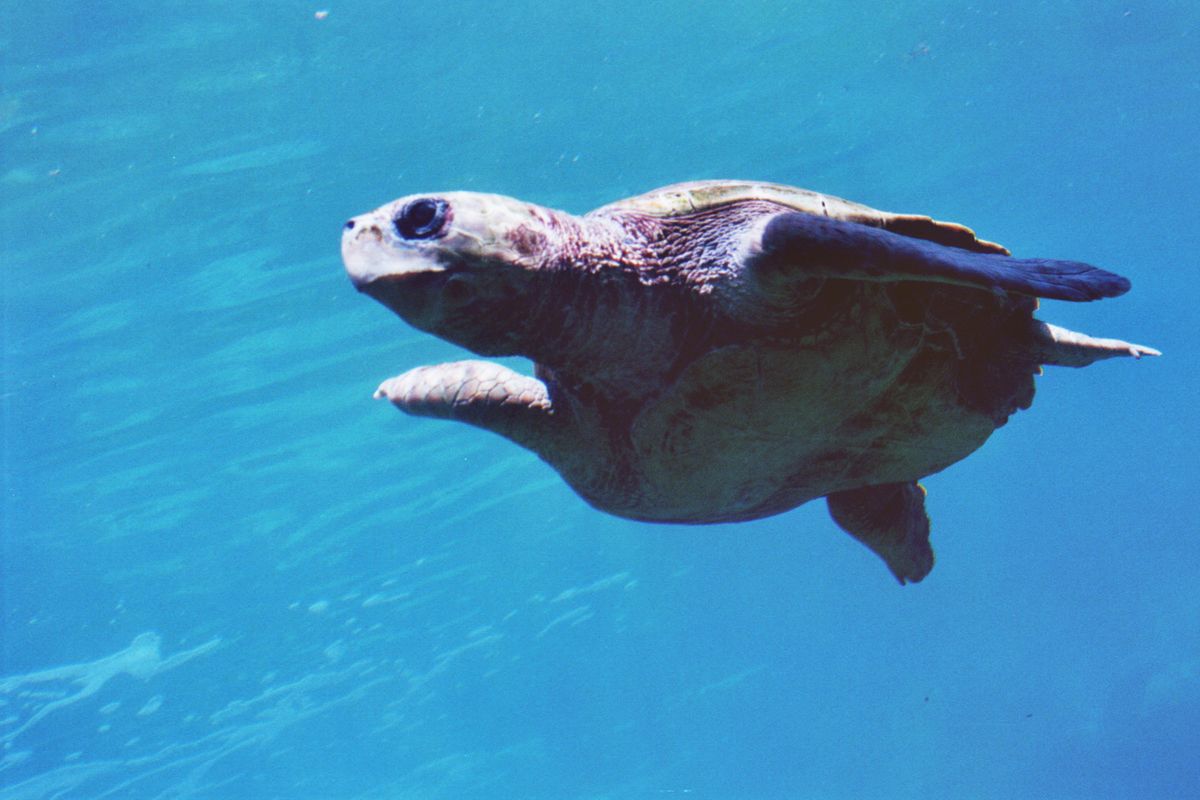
[341,212,446,291]
[342,210,457,330]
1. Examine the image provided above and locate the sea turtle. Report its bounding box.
[341,180,1157,583]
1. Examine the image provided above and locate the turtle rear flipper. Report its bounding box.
[1030,321,1161,367]
[751,212,1131,302]
[826,482,934,585]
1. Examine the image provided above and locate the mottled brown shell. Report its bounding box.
[589,180,1009,255]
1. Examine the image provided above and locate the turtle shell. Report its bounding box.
[590,180,1009,256]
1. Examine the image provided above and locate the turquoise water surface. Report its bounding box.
[2,2,1197,798]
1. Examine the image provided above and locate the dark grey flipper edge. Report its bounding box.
[754,212,1130,302]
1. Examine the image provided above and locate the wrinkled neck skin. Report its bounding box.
[510,210,731,404]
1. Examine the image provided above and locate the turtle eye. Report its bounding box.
[394,198,448,240]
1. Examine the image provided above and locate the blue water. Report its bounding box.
[2,2,1197,797]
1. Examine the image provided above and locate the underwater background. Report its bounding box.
[2,2,1197,798]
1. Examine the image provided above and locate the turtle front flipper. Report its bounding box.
[826,482,934,585]
[375,360,559,453]
[749,212,1130,302]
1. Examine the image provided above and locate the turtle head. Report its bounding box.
[342,191,564,355]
